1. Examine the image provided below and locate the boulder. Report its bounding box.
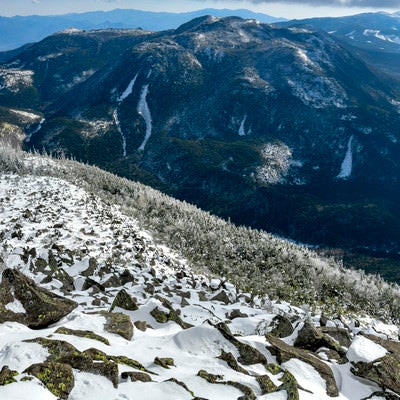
[351,354,400,395]
[101,311,134,340]
[294,321,346,361]
[121,371,152,382]
[109,289,138,312]
[266,334,339,397]
[269,315,294,338]
[0,268,77,328]
[0,366,18,386]
[24,362,74,400]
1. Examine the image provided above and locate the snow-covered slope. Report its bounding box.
[0,152,399,399]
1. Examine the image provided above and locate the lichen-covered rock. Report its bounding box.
[0,268,77,328]
[279,370,300,400]
[55,327,110,345]
[216,322,267,365]
[154,357,175,369]
[218,350,249,375]
[121,371,152,382]
[320,326,352,348]
[134,320,148,331]
[266,334,339,397]
[210,290,231,305]
[351,354,400,395]
[269,315,294,338]
[101,311,134,340]
[0,366,18,386]
[197,370,224,383]
[256,374,278,394]
[24,362,74,400]
[294,321,346,362]
[110,288,138,312]
[165,377,194,396]
[26,338,119,387]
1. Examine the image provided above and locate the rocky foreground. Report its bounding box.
[0,172,399,400]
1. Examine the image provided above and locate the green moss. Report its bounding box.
[154,357,175,369]
[55,327,110,345]
[266,363,282,375]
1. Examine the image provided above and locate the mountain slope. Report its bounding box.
[3,16,398,258]
[279,12,400,81]
[0,8,284,52]
[0,147,399,399]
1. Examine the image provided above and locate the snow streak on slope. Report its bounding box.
[112,109,126,157]
[113,73,139,157]
[137,84,152,152]
[238,114,247,136]
[117,73,138,103]
[337,135,354,179]
[25,118,45,143]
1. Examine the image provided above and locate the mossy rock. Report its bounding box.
[165,377,194,396]
[266,363,283,375]
[0,269,77,328]
[256,374,278,394]
[226,380,256,400]
[0,366,18,386]
[55,327,110,345]
[218,350,249,375]
[134,320,147,331]
[154,357,175,369]
[216,322,266,365]
[269,315,294,338]
[279,370,299,400]
[210,290,231,305]
[121,371,152,382]
[266,334,339,397]
[351,354,400,394]
[100,311,134,340]
[110,289,138,312]
[26,339,119,387]
[24,362,74,400]
[197,370,223,383]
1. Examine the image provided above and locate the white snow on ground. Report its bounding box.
[337,135,354,179]
[0,169,398,400]
[5,297,26,313]
[283,358,327,397]
[347,336,388,363]
[137,84,152,151]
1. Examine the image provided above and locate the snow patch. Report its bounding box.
[238,114,247,136]
[5,297,26,313]
[337,135,354,179]
[347,335,388,363]
[0,69,34,93]
[137,84,153,151]
[117,73,138,103]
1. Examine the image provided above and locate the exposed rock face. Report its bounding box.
[0,268,77,328]
[266,334,339,397]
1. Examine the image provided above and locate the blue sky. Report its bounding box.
[0,0,399,19]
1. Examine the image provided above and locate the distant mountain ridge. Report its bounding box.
[0,8,284,51]
[278,12,400,80]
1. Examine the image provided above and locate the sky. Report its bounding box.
[0,0,399,20]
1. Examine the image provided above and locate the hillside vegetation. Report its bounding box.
[1,144,399,323]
